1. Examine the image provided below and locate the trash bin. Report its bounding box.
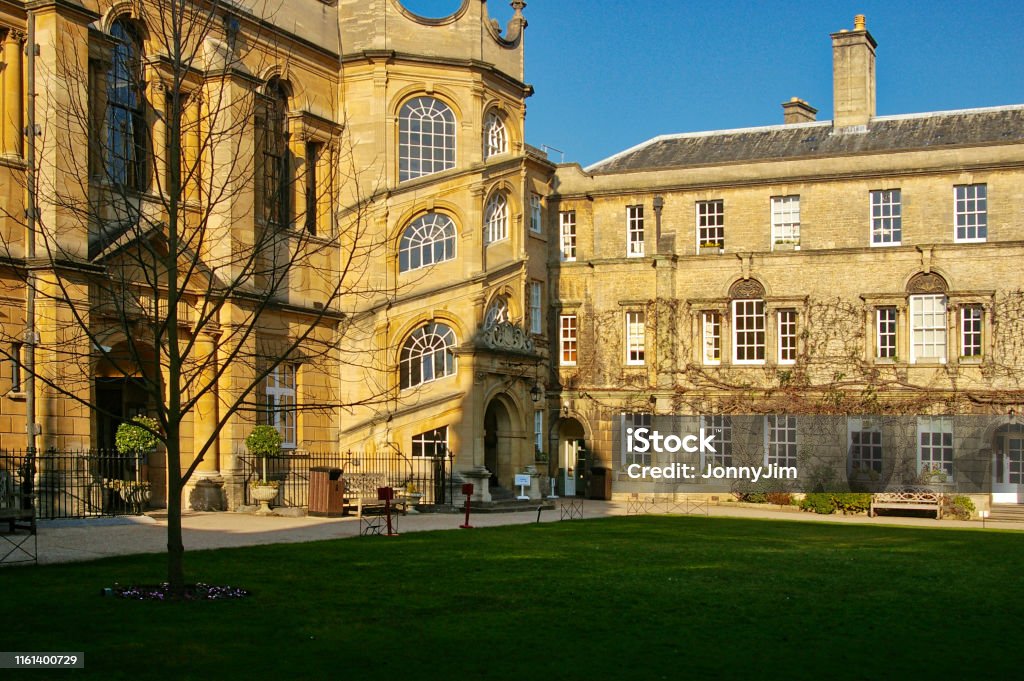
[588,467,612,500]
[309,467,344,517]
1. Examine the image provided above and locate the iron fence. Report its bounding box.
[0,449,147,520]
[239,449,454,509]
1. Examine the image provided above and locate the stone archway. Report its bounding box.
[484,395,520,489]
[556,417,587,497]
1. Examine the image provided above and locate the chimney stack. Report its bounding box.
[831,14,877,129]
[782,97,818,124]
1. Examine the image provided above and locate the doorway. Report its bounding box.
[557,418,586,497]
[484,397,514,489]
[993,424,1024,504]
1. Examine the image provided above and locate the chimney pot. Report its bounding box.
[783,98,818,124]
[854,14,866,31]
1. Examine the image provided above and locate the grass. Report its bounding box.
[6,516,1024,680]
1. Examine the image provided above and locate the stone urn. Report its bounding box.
[120,484,152,510]
[250,482,280,515]
[405,492,423,513]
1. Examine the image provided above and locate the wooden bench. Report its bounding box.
[1,470,37,566]
[870,487,943,519]
[343,473,397,518]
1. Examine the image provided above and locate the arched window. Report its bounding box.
[399,213,457,272]
[483,111,507,159]
[907,272,949,364]
[263,78,290,227]
[729,279,766,365]
[399,96,456,181]
[484,296,510,328]
[400,323,457,389]
[485,192,508,244]
[107,18,146,189]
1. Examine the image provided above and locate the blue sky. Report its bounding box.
[398,2,1024,167]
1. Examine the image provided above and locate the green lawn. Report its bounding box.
[6,516,1024,680]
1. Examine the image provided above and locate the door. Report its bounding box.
[563,439,578,496]
[993,434,1024,504]
[562,438,587,497]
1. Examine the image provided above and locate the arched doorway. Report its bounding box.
[557,418,586,497]
[484,397,515,489]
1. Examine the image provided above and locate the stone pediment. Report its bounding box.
[475,322,535,354]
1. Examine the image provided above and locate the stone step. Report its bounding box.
[469,499,555,514]
[988,504,1024,522]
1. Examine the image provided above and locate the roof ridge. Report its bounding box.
[585,103,1024,173]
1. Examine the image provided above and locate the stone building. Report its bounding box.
[0,0,555,511]
[546,16,1024,506]
[1,4,1022,512]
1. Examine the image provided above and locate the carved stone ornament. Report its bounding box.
[477,321,535,353]
[906,272,948,294]
[728,279,766,299]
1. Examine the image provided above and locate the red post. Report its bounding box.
[378,486,398,536]
[460,483,474,529]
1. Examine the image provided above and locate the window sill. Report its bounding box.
[873,357,898,365]
[869,241,902,248]
[958,356,983,365]
[698,247,724,255]
[772,243,800,252]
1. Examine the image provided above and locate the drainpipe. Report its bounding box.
[25,10,37,457]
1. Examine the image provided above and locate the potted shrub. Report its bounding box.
[114,416,160,509]
[246,425,282,514]
[403,482,423,513]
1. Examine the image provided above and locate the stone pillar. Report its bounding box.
[183,93,201,203]
[189,330,225,510]
[2,29,24,157]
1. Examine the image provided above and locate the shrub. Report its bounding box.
[245,426,283,457]
[944,495,976,520]
[766,492,793,506]
[115,416,160,455]
[800,493,836,514]
[832,493,872,514]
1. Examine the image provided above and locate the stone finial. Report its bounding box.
[504,1,528,42]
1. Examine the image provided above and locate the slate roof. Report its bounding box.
[585,105,1024,174]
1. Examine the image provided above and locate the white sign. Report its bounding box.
[514,474,531,487]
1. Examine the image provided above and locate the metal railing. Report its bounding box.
[239,449,455,509]
[0,449,148,519]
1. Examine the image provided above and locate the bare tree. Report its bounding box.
[0,0,390,595]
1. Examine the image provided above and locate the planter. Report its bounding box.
[404,492,423,513]
[250,483,280,515]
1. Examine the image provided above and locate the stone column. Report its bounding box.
[2,29,24,157]
[183,92,201,203]
[189,330,226,510]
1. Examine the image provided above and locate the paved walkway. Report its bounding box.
[28,500,1022,565]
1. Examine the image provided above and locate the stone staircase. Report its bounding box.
[988,504,1024,522]
[469,485,554,513]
